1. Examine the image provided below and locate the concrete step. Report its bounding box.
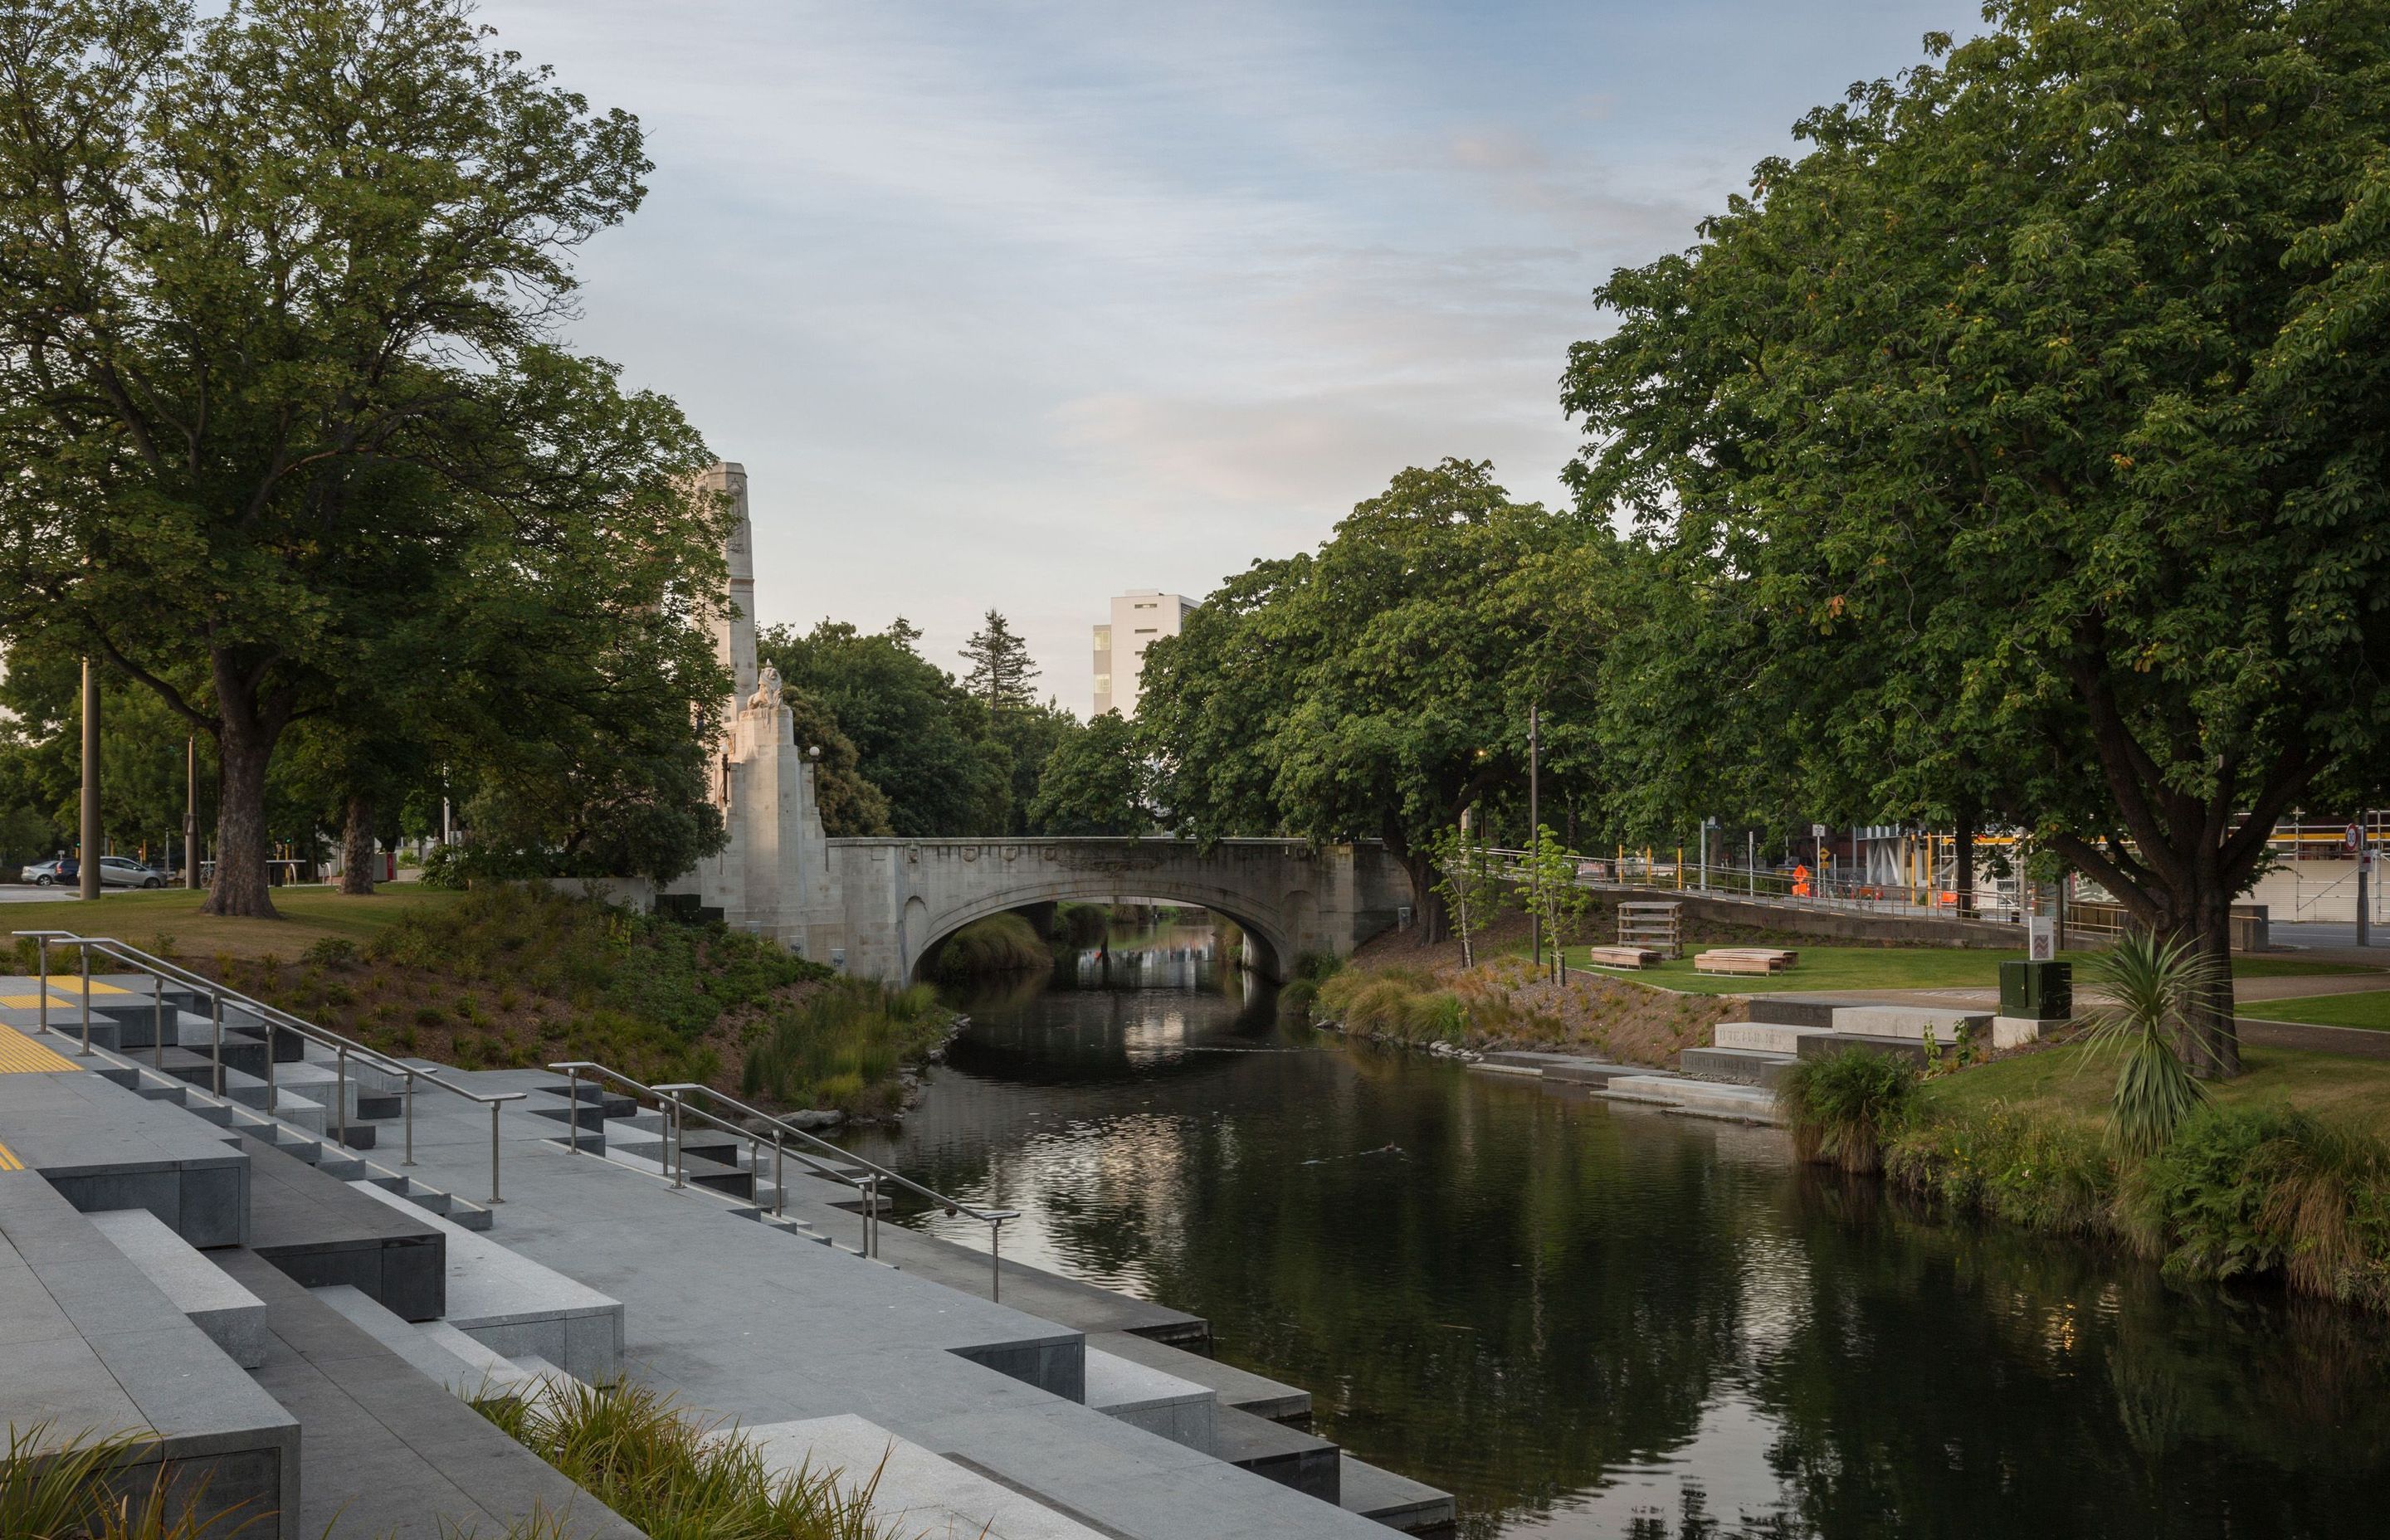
[241,1129,446,1321]
[1713,1020,1836,1055]
[0,1173,299,1538]
[1830,1004,1990,1044]
[1603,1074,1783,1123]
[1213,1403,1340,1502]
[1679,1045,1795,1089]
[1794,1032,1929,1066]
[1339,1453,1456,1534]
[736,1413,1115,1540]
[1088,1330,1313,1425]
[88,1206,270,1368]
[0,1067,251,1246]
[352,1180,623,1382]
[1744,996,1866,1030]
[1085,1345,1216,1452]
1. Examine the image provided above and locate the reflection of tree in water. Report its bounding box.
[1752,1175,2390,1537]
[855,957,2390,1540]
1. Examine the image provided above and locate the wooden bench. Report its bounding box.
[1693,948,1797,976]
[1583,946,1659,970]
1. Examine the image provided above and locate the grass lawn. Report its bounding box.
[2240,988,2390,1033]
[1922,1040,2390,1144]
[2,885,466,965]
[1546,941,2380,997]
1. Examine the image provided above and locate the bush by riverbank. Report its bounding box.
[740,977,949,1114]
[181,885,944,1115]
[1783,1043,2390,1313]
[930,912,1053,979]
[1304,951,1739,1065]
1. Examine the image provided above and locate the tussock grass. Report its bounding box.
[739,978,948,1114]
[472,1378,895,1540]
[2,1423,264,1539]
[1777,1049,1918,1173]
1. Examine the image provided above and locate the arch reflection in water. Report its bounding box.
[842,929,2390,1539]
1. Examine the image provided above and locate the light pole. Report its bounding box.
[1528,700,1540,968]
[79,660,100,903]
[183,735,200,889]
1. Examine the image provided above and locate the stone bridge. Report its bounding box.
[827,837,1413,983]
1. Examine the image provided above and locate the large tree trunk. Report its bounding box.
[1384,819,1448,943]
[201,664,285,919]
[339,795,376,896]
[2173,875,2242,1081]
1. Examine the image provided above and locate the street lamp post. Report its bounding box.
[184,736,199,889]
[1528,700,1540,968]
[79,660,100,903]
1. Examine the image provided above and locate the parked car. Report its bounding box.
[20,857,68,885]
[98,856,166,889]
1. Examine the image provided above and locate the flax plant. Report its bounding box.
[2079,933,2213,1157]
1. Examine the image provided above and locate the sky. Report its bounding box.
[479,0,1980,712]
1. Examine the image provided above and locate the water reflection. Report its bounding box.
[843,927,2390,1538]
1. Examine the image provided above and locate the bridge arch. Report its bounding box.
[905,880,1292,985]
[822,837,1412,987]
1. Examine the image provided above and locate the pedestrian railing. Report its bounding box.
[549,1059,1019,1301]
[1476,850,2027,926]
[12,929,523,1203]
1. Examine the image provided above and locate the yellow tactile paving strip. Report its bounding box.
[0,1139,21,1171]
[0,1032,79,1075]
[0,994,81,1010]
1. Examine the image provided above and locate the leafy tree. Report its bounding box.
[781,689,893,837]
[961,609,1040,713]
[758,620,1009,836]
[1518,826,1596,982]
[0,0,720,917]
[1139,460,1624,938]
[1565,2,2390,1074]
[1430,822,1503,967]
[1029,711,1149,836]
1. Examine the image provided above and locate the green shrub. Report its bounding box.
[300,936,358,967]
[1778,1048,1918,1173]
[1887,1099,2114,1233]
[1,1422,251,1538]
[2122,1105,2390,1309]
[929,913,1051,979]
[2079,932,2212,1155]
[474,1376,892,1540]
[739,979,948,1114]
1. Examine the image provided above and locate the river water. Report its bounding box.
[842,933,2390,1538]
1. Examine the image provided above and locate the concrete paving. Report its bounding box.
[383,1070,1403,1538]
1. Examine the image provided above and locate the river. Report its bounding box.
[842,928,2390,1538]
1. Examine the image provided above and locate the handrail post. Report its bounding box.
[670,1093,685,1189]
[990,1216,1002,1303]
[402,1070,416,1167]
[334,1045,349,1149]
[488,1099,504,1205]
[263,1004,277,1114]
[866,1171,878,1258]
[210,991,223,1097]
[79,945,92,1056]
[35,937,47,1036]
[153,974,164,1070]
[565,1065,582,1155]
[773,1133,785,1218]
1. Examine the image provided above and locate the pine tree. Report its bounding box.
[961,610,1039,712]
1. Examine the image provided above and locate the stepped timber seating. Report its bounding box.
[1680,997,1998,1088]
[1616,902,1683,959]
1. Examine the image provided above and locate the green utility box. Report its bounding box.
[1999,959,2073,1021]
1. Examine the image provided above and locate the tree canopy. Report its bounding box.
[1139,459,1624,935]
[1564,0,2390,1071]
[0,0,726,914]
[1029,711,1150,836]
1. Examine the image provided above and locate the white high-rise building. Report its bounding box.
[1092,590,1195,716]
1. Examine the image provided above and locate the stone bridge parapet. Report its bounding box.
[826,837,1412,982]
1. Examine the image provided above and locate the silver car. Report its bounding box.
[96,856,166,889]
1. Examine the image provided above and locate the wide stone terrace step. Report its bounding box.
[0,1167,299,1538]
[352,1179,622,1383]
[1090,1329,1313,1425]
[1212,1403,1340,1502]
[0,1062,248,1245]
[1086,1345,1215,1452]
[88,1206,268,1368]
[1679,1045,1795,1089]
[240,1131,444,1320]
[1339,1452,1457,1535]
[215,1249,642,1540]
[739,1412,1114,1540]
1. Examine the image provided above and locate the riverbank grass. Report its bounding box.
[2241,990,2390,1032]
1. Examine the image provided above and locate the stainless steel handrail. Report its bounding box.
[552,1059,1018,1301]
[13,929,524,1204]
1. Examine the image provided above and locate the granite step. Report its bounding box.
[1085,1345,1217,1452]
[88,1206,269,1368]
[1088,1330,1312,1425]
[1213,1403,1341,1501]
[736,1413,1115,1540]
[240,1130,446,1321]
[1339,1453,1456,1534]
